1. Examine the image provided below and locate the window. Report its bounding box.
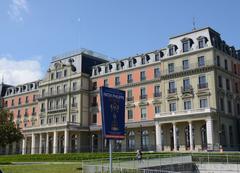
[41,119,44,125]
[127,109,133,120]
[55,117,59,123]
[141,108,147,119]
[92,96,97,106]
[62,116,66,122]
[63,98,67,107]
[169,47,175,56]
[33,95,36,102]
[64,70,67,77]
[32,107,36,115]
[226,79,230,91]
[140,71,146,81]
[92,82,97,90]
[105,66,108,73]
[63,84,67,92]
[72,96,76,107]
[127,90,133,101]
[127,74,133,83]
[42,89,45,96]
[104,79,108,87]
[24,108,28,116]
[140,87,146,99]
[128,60,133,68]
[218,76,222,88]
[224,59,228,70]
[72,115,76,122]
[198,56,205,67]
[73,82,77,90]
[183,41,189,52]
[141,57,146,65]
[50,87,53,95]
[184,100,192,110]
[155,106,160,114]
[25,96,29,103]
[169,81,176,93]
[128,131,135,149]
[18,98,21,105]
[217,56,220,66]
[168,63,174,73]
[155,53,160,61]
[237,103,240,115]
[154,85,161,97]
[199,39,205,49]
[115,76,120,86]
[17,110,21,117]
[227,100,232,113]
[154,68,160,78]
[11,99,14,106]
[51,73,54,80]
[142,130,149,148]
[182,60,189,70]
[41,103,45,112]
[234,64,237,74]
[198,75,207,89]
[48,118,52,124]
[116,63,120,70]
[200,98,208,108]
[169,102,176,112]
[234,82,239,93]
[56,71,62,79]
[183,78,190,90]
[92,114,97,124]
[220,98,224,111]
[57,86,60,94]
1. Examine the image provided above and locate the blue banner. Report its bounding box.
[100,87,125,139]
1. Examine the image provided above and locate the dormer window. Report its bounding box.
[128,60,133,68]
[141,57,146,65]
[181,38,193,53]
[105,66,108,73]
[116,63,120,70]
[168,44,178,56]
[93,68,97,75]
[155,53,160,61]
[197,36,208,49]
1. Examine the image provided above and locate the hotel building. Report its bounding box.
[1,27,240,154]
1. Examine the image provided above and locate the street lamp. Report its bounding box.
[91,134,95,153]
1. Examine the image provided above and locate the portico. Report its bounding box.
[155,108,218,152]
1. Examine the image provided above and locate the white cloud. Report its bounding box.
[0,57,43,86]
[7,0,29,22]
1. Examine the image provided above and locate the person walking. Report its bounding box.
[136,149,142,162]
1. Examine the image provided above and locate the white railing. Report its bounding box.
[155,108,216,118]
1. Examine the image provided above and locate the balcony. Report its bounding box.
[72,103,78,108]
[198,83,208,89]
[155,107,216,119]
[41,108,45,112]
[48,105,67,113]
[153,92,162,98]
[168,88,177,94]
[127,96,134,102]
[127,79,133,83]
[139,95,147,100]
[181,86,193,94]
[140,77,146,81]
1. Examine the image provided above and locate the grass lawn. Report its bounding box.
[0,163,82,173]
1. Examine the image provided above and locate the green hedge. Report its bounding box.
[0,152,240,163]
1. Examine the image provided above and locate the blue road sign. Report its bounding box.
[100,87,125,139]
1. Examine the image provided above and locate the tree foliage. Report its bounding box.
[0,109,23,147]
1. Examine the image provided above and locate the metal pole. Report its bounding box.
[109,139,112,173]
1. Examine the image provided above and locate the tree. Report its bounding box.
[0,109,23,147]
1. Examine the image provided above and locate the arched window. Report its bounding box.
[128,131,135,150]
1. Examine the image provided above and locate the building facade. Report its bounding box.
[2,27,240,154]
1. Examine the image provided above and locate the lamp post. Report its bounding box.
[91,134,95,153]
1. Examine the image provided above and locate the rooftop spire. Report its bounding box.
[192,17,196,31]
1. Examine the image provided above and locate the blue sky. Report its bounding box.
[0,0,239,85]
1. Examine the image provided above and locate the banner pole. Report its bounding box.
[109,139,112,173]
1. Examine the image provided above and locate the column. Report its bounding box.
[22,137,26,155]
[46,133,49,154]
[53,131,57,154]
[31,133,36,154]
[173,123,177,151]
[189,121,193,151]
[64,129,69,154]
[206,117,213,149]
[39,133,42,154]
[155,122,162,151]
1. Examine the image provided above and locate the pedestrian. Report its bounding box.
[136,149,142,162]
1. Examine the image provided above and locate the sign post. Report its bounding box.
[100,87,125,173]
